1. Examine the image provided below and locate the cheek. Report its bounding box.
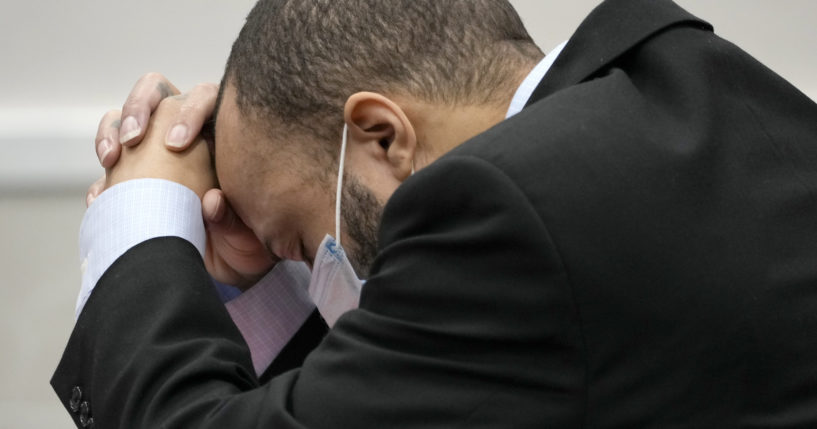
[347,157,399,208]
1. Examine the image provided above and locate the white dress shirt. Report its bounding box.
[506,41,567,118]
[75,41,567,377]
[76,179,316,377]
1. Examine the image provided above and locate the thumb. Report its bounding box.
[202,188,230,227]
[202,188,266,253]
[201,188,276,288]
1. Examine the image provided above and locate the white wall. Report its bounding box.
[0,1,815,427]
[1,0,815,193]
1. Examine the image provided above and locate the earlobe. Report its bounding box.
[344,92,417,180]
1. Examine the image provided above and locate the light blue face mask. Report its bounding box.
[307,124,415,326]
[308,234,362,327]
[306,124,362,327]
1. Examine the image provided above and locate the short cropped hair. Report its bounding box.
[224,0,542,146]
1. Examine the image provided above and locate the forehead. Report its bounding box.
[212,84,337,261]
[214,85,252,183]
[213,83,325,204]
[214,84,291,172]
[217,85,337,177]
[214,83,241,144]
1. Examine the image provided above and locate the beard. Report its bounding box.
[340,174,384,278]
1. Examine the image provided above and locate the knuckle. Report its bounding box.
[102,109,122,122]
[141,71,166,83]
[122,96,143,112]
[158,94,177,106]
[87,178,101,192]
[193,82,218,95]
[98,110,122,134]
[157,94,182,112]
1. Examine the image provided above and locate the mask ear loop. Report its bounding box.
[336,124,350,248]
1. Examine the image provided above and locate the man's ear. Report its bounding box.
[343,92,417,180]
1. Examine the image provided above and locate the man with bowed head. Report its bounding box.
[54,0,817,427]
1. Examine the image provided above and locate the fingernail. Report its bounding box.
[203,193,223,222]
[97,139,112,163]
[166,124,188,148]
[203,197,217,221]
[119,116,141,144]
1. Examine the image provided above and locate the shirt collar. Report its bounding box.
[505,40,568,119]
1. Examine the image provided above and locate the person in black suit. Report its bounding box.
[53,0,817,427]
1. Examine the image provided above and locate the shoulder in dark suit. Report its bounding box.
[52,0,817,427]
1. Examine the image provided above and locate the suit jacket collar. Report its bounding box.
[526,0,712,105]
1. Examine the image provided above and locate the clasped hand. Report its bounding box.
[88,73,275,289]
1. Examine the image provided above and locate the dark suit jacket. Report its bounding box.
[52,0,817,427]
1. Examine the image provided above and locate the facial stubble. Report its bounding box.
[340,174,383,278]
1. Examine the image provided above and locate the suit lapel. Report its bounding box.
[526,0,712,105]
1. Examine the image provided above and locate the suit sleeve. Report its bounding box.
[260,310,327,383]
[51,155,583,428]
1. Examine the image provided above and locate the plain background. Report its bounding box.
[0,1,815,427]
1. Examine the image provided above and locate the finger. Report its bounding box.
[203,189,270,261]
[120,72,180,146]
[94,110,123,169]
[202,188,228,224]
[201,188,276,288]
[165,83,220,151]
[86,176,106,207]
